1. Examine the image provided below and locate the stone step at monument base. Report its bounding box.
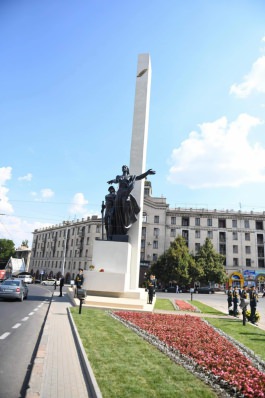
[82,294,155,312]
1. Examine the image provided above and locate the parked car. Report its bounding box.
[162,286,176,293]
[17,275,33,284]
[195,286,215,294]
[0,278,28,301]
[41,279,60,286]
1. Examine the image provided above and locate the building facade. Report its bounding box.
[29,182,265,289]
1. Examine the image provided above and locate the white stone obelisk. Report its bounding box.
[128,54,152,290]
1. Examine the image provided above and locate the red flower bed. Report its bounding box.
[114,312,265,398]
[175,300,197,312]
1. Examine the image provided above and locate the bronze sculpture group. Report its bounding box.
[104,165,155,240]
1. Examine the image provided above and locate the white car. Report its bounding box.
[41,279,60,286]
[17,275,33,284]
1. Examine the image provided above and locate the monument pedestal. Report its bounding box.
[83,240,144,298]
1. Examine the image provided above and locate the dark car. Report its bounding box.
[195,286,215,294]
[0,278,29,301]
[163,286,176,293]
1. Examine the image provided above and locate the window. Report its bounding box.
[219,232,226,242]
[153,241,158,249]
[182,217,189,226]
[182,230,189,240]
[246,259,251,267]
[142,227,146,237]
[154,228,159,238]
[256,220,263,230]
[245,232,250,241]
[170,229,176,237]
[207,218,212,227]
[218,219,226,228]
[96,225,100,233]
[195,230,200,238]
[233,258,239,266]
[87,225,91,233]
[258,247,264,257]
[141,240,145,248]
[195,243,200,253]
[232,220,237,228]
[86,237,89,245]
[245,246,251,254]
[233,245,238,254]
[195,218,200,226]
[258,259,265,268]
[207,230,213,239]
[142,212,147,223]
[219,244,226,255]
[244,220,250,228]
[257,234,263,244]
[153,253,158,262]
[154,216,159,223]
[171,217,176,225]
[232,231,238,240]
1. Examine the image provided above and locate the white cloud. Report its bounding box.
[18,173,33,181]
[230,55,265,98]
[0,216,50,248]
[0,166,12,185]
[0,167,13,214]
[167,113,264,188]
[69,193,89,215]
[41,188,54,199]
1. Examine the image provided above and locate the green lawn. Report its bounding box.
[71,307,218,398]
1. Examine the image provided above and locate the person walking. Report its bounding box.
[249,285,258,324]
[59,275,64,297]
[227,286,233,314]
[232,286,239,317]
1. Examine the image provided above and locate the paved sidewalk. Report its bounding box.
[26,292,98,398]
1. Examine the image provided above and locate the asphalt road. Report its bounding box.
[0,284,53,398]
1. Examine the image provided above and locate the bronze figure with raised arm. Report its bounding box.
[107,165,156,236]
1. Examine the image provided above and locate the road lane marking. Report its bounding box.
[22,317,29,321]
[33,308,39,311]
[0,332,10,340]
[12,323,21,329]
[28,312,34,316]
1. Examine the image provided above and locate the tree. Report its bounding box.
[21,240,29,247]
[196,238,226,285]
[151,236,201,286]
[0,239,15,268]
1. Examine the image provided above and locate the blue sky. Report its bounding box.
[1,0,265,247]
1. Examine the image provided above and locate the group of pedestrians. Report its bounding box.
[227,284,259,324]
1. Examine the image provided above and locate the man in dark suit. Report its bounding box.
[59,275,64,297]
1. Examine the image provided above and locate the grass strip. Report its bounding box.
[187,300,225,315]
[71,307,218,398]
[154,298,175,311]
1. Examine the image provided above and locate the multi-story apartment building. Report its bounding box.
[29,182,265,290]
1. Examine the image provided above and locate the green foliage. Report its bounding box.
[21,240,29,247]
[195,238,226,285]
[151,236,202,286]
[0,239,15,267]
